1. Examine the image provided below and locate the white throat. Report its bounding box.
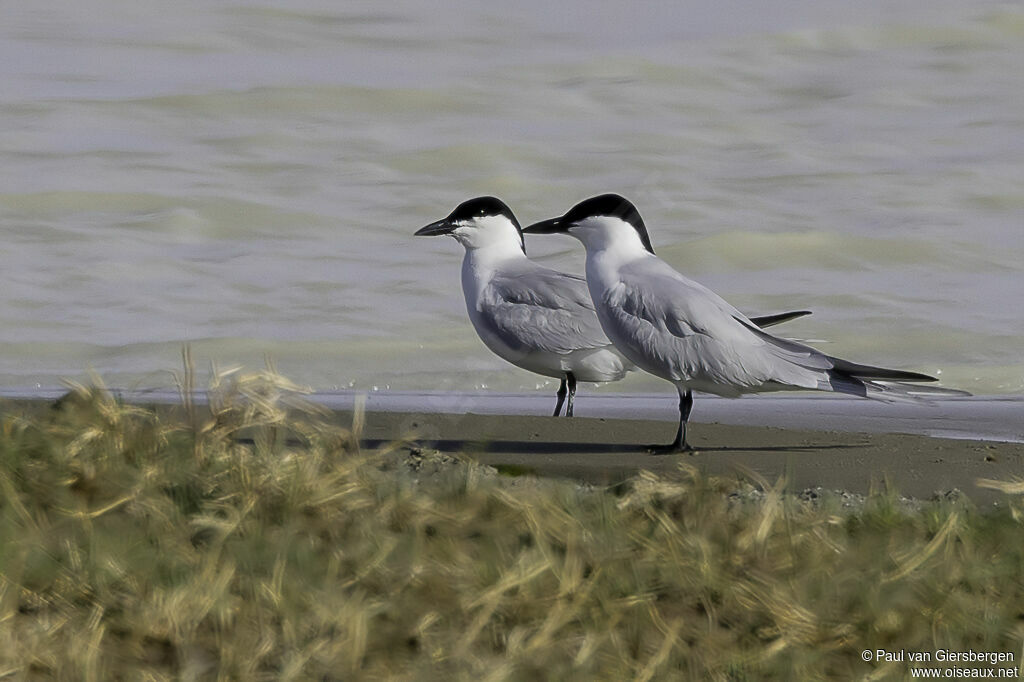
[451,215,524,253]
[570,216,650,260]
[456,216,527,303]
[571,216,654,294]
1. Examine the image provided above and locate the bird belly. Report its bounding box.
[471,314,629,382]
[559,346,632,383]
[467,312,563,379]
[478,330,627,382]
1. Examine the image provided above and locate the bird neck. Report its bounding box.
[584,233,653,288]
[460,241,526,298]
[582,225,650,263]
[462,233,527,264]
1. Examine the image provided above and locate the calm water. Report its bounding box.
[1,1,1022,396]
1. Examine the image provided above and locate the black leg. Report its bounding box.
[565,372,577,417]
[649,388,695,454]
[553,377,567,417]
[679,388,694,449]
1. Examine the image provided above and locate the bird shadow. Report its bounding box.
[358,438,861,455]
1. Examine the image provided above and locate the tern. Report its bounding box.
[417,196,812,417]
[524,193,966,451]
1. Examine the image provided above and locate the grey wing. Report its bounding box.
[604,262,826,390]
[482,267,612,355]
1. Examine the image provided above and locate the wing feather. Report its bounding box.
[596,256,951,400]
[481,266,611,355]
[602,260,823,393]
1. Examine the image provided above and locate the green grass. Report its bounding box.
[1,368,1023,680]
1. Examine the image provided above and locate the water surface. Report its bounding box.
[1,1,1021,395]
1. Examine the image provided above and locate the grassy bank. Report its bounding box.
[1,369,1022,680]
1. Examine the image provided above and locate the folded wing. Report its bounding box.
[604,258,959,399]
[482,266,612,355]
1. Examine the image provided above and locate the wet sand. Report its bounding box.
[3,393,1022,504]
[353,409,1024,504]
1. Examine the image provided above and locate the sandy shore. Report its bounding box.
[3,392,1022,504]
[353,409,1024,505]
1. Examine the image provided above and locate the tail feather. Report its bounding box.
[828,356,938,383]
[734,314,969,401]
[825,354,970,401]
[860,380,971,402]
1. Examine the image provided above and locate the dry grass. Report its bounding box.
[1,368,1023,680]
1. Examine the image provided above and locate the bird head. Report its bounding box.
[415,196,524,253]
[523,193,655,254]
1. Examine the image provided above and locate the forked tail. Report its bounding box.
[825,357,970,402]
[734,315,970,402]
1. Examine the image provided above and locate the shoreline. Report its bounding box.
[2,388,1021,442]
[3,391,1022,504]
[352,409,1024,505]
